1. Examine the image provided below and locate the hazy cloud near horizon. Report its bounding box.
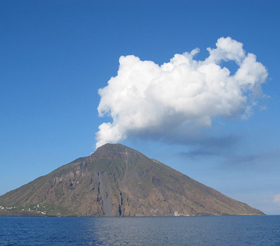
[273,194,280,206]
[95,37,268,148]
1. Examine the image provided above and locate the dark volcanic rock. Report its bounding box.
[0,144,264,216]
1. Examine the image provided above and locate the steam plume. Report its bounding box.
[96,37,267,148]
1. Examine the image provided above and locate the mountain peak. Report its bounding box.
[95,143,131,153]
[92,143,143,160]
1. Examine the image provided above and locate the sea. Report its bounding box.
[0,216,279,246]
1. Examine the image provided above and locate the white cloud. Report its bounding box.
[273,194,280,205]
[95,37,268,148]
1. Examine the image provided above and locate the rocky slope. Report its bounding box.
[0,144,264,216]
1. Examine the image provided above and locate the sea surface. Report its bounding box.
[0,216,279,246]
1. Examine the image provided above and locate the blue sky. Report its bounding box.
[1,1,280,215]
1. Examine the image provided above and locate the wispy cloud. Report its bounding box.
[178,135,240,159]
[222,151,280,169]
[273,194,280,205]
[178,142,280,173]
[95,37,268,148]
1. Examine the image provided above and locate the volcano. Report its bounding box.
[0,144,263,216]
